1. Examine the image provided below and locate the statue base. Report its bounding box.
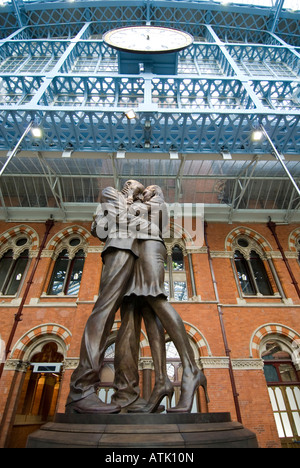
[26,412,258,448]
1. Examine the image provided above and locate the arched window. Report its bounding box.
[164,245,188,301]
[0,240,30,296]
[234,250,255,295]
[232,237,274,297]
[164,340,201,413]
[263,341,299,384]
[47,248,85,296]
[97,336,205,414]
[98,342,116,404]
[296,236,300,265]
[261,339,300,447]
[234,249,273,296]
[166,340,182,385]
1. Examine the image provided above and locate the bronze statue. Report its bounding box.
[112,299,171,412]
[111,186,173,412]
[65,181,209,414]
[66,180,145,414]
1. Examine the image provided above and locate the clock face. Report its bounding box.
[103,26,194,54]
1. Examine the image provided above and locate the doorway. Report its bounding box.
[262,340,300,448]
[7,342,63,448]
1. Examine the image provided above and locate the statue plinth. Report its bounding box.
[26,413,258,448]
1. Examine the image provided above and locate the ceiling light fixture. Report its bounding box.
[169,151,179,159]
[125,109,137,120]
[31,126,43,139]
[251,130,264,142]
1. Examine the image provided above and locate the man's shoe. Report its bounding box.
[127,397,165,414]
[65,393,121,414]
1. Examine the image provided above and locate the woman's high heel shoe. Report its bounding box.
[167,370,209,414]
[128,381,174,414]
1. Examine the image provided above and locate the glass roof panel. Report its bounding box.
[214,0,275,6]
[284,0,300,10]
[116,159,181,177]
[0,155,298,211]
[18,0,277,6]
[211,0,300,12]
[1,156,299,179]
[6,0,299,10]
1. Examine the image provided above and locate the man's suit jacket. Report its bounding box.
[91,186,139,259]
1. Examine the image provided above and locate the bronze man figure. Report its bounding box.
[66,180,145,414]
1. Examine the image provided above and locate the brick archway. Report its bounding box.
[184,322,211,357]
[0,225,39,251]
[10,323,72,360]
[288,228,300,252]
[250,323,300,359]
[225,226,272,253]
[109,320,210,358]
[46,225,90,252]
[110,320,148,358]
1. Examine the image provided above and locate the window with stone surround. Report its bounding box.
[232,236,276,297]
[47,236,86,296]
[0,236,30,296]
[164,244,188,301]
[261,339,300,446]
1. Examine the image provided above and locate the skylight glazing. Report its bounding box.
[0,0,299,221]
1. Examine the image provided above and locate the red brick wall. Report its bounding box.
[0,219,299,448]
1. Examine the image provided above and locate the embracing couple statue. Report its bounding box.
[66,180,209,415]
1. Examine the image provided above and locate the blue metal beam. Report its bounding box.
[0,108,300,155]
[1,0,300,40]
[0,2,300,157]
[270,0,285,33]
[11,0,23,28]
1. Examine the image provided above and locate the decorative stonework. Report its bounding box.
[46,225,91,258]
[165,238,187,256]
[199,357,264,370]
[87,245,103,253]
[138,357,155,371]
[232,358,264,370]
[4,359,29,372]
[288,228,300,252]
[64,358,79,370]
[184,323,211,357]
[225,226,272,253]
[250,323,300,359]
[10,323,72,360]
[200,357,229,369]
[0,224,39,258]
[210,251,234,258]
[58,356,265,372]
[186,246,207,254]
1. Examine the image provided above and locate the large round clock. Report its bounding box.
[103,26,194,54]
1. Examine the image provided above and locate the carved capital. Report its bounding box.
[4,359,29,372]
[138,357,154,371]
[64,358,79,370]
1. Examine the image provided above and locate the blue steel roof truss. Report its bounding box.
[0,40,300,154]
[0,1,299,221]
